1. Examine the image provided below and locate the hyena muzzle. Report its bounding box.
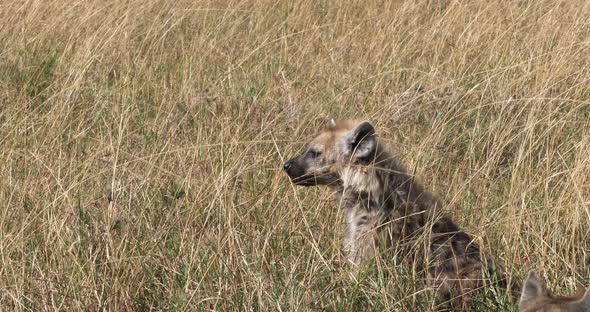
[283,120,513,308]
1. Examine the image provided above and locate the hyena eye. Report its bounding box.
[306,149,321,159]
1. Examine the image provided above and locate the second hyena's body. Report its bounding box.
[283,120,509,307]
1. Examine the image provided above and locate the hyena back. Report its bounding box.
[519,270,590,312]
[283,120,510,307]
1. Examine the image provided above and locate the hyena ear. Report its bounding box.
[339,121,376,159]
[520,270,549,305]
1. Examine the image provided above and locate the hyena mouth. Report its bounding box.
[290,175,318,186]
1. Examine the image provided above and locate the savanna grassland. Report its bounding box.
[1,0,590,310]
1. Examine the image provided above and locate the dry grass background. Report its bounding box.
[1,0,590,310]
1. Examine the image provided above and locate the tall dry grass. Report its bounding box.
[1,0,589,310]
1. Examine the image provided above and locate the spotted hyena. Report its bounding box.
[520,270,590,312]
[283,120,511,308]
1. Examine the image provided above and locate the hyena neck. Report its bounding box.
[332,145,441,218]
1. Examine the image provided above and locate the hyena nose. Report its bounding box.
[283,160,293,172]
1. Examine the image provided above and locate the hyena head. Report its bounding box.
[519,270,590,312]
[283,120,377,187]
